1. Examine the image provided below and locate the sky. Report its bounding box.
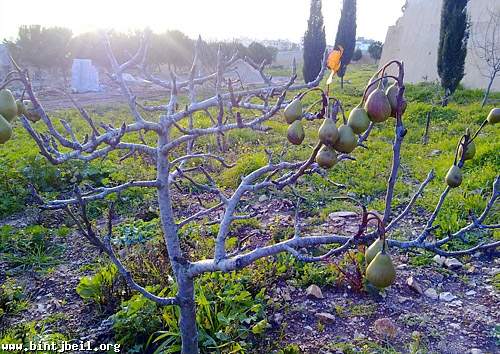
[0,0,406,43]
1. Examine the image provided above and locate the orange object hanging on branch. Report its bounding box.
[326,45,344,85]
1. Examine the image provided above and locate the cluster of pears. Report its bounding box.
[284,99,361,170]
[0,89,40,144]
[362,80,407,124]
[364,236,396,288]
[445,108,499,188]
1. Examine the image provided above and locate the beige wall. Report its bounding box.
[379,0,500,91]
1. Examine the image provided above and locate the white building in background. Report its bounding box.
[355,37,375,52]
[71,59,100,93]
[379,0,500,91]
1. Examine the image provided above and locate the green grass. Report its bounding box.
[0,225,66,273]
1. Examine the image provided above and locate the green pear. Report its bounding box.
[445,165,462,188]
[365,238,389,266]
[0,89,18,122]
[316,145,337,169]
[287,120,305,145]
[318,117,339,146]
[0,114,13,144]
[366,251,396,288]
[487,108,500,125]
[24,100,41,122]
[364,88,391,123]
[16,100,31,116]
[347,106,370,134]
[333,125,357,153]
[284,99,302,124]
[458,141,476,161]
[16,99,26,116]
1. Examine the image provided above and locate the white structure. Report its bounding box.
[71,59,100,93]
[379,0,500,91]
[225,59,263,85]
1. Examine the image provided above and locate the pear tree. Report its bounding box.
[0,34,499,354]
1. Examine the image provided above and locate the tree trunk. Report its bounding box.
[481,75,495,107]
[178,274,198,354]
[157,128,199,354]
[422,110,432,145]
[441,88,451,107]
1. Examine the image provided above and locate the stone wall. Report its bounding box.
[379,0,500,91]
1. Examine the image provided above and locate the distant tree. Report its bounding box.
[106,31,141,65]
[39,27,73,82]
[471,8,500,107]
[8,25,72,82]
[334,0,357,88]
[303,0,326,83]
[70,32,108,67]
[437,0,469,106]
[248,42,276,65]
[368,41,383,62]
[352,48,362,61]
[148,31,194,71]
[197,40,249,72]
[6,26,43,72]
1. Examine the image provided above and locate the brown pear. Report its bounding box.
[458,141,476,161]
[365,238,389,266]
[347,106,370,134]
[284,98,302,124]
[0,114,13,144]
[445,165,462,188]
[487,108,500,125]
[385,83,406,117]
[364,88,391,123]
[287,120,305,145]
[316,145,337,169]
[0,89,18,122]
[366,250,396,288]
[333,124,357,153]
[318,117,339,146]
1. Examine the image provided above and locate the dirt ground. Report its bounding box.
[2,194,498,354]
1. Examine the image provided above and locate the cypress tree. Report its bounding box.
[437,0,469,105]
[303,0,326,83]
[334,0,357,88]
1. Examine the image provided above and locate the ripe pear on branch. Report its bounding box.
[0,114,13,144]
[16,100,26,116]
[318,117,339,146]
[333,124,357,153]
[316,145,337,169]
[445,165,463,188]
[24,100,41,122]
[0,89,18,123]
[366,250,396,288]
[365,237,389,266]
[487,108,500,125]
[364,88,392,123]
[284,98,303,124]
[347,106,370,134]
[385,82,407,117]
[287,120,305,145]
[459,141,476,161]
